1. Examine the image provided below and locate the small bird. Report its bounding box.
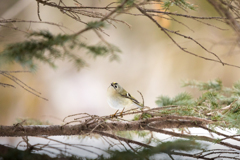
[107,82,143,117]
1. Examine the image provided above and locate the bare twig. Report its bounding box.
[37,2,42,21]
[137,90,144,107]
[136,5,240,69]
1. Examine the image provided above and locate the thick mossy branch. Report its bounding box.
[0,30,120,70]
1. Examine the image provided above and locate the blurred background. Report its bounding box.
[0,0,240,127]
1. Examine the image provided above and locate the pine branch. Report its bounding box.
[0,30,120,70]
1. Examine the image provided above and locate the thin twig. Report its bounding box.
[136,5,240,69]
[37,2,42,21]
[93,131,153,148]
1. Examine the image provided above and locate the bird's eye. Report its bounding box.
[127,93,131,97]
[111,82,118,89]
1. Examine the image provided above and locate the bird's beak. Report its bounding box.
[111,83,114,87]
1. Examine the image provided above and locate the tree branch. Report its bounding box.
[136,5,240,68]
[93,131,153,148]
[208,0,240,36]
[147,126,240,150]
[0,118,209,137]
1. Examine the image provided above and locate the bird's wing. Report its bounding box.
[120,92,143,107]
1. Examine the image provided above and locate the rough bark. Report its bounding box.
[0,117,210,137]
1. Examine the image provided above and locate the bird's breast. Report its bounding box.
[107,95,132,109]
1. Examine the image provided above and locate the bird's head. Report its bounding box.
[108,82,123,95]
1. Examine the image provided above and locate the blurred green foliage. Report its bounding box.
[94,139,206,160]
[0,30,120,71]
[155,79,240,130]
[163,0,197,10]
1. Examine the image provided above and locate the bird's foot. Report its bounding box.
[110,109,119,118]
[119,107,125,118]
